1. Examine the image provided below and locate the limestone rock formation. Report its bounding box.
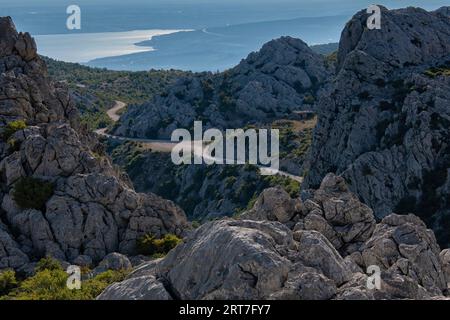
[98,173,450,300]
[242,186,300,223]
[244,174,376,255]
[0,17,188,272]
[93,253,132,275]
[112,37,331,139]
[303,6,450,246]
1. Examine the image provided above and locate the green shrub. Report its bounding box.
[191,220,201,229]
[0,270,18,296]
[303,94,315,105]
[225,176,237,187]
[6,269,71,300]
[78,270,128,299]
[150,253,166,259]
[424,65,450,78]
[12,177,54,210]
[246,194,258,210]
[36,256,63,272]
[263,175,301,198]
[3,268,127,300]
[136,233,182,256]
[1,120,26,141]
[1,256,128,300]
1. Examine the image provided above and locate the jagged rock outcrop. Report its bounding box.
[112,37,331,139]
[92,253,132,276]
[303,7,450,246]
[0,17,189,272]
[244,174,376,255]
[361,213,446,296]
[242,186,300,224]
[98,173,450,300]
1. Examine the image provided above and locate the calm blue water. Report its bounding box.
[3,0,449,71]
[35,29,191,63]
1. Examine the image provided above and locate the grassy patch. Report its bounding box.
[424,64,450,78]
[1,120,26,141]
[0,257,128,300]
[136,233,182,256]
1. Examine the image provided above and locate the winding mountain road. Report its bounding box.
[96,101,303,182]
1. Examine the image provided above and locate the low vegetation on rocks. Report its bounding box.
[0,16,189,275]
[424,61,450,78]
[1,120,26,141]
[98,174,450,300]
[0,270,17,296]
[0,257,128,300]
[43,57,187,130]
[2,5,450,301]
[136,233,182,257]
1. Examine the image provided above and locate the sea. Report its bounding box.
[3,0,449,71]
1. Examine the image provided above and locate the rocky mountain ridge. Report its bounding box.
[112,36,332,139]
[303,6,450,246]
[0,17,188,273]
[1,5,450,301]
[97,5,450,300]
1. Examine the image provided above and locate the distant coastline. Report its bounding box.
[34,29,192,63]
[86,15,348,72]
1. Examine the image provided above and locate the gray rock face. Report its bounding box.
[99,173,450,300]
[337,6,450,71]
[97,274,172,300]
[241,186,300,223]
[113,37,331,139]
[0,17,189,271]
[93,253,132,275]
[440,249,450,289]
[99,219,352,300]
[244,173,376,255]
[303,7,450,246]
[361,214,447,296]
[0,221,29,269]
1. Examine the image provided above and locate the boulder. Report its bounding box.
[361,214,447,295]
[99,219,354,300]
[241,186,299,223]
[93,253,132,275]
